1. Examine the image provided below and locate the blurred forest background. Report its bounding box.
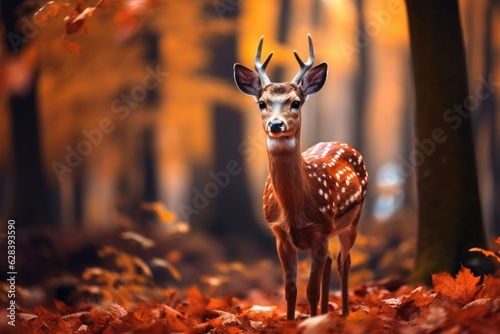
[0,0,499,303]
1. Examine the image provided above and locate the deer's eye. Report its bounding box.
[258,101,266,110]
[291,101,301,109]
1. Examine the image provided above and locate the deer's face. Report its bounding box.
[257,83,304,139]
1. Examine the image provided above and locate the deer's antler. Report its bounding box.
[291,34,315,84]
[254,36,274,86]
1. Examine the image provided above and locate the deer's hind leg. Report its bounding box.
[337,205,363,316]
[321,251,333,314]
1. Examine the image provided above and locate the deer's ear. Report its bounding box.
[300,62,328,96]
[234,64,262,98]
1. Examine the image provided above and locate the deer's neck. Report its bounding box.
[266,136,310,212]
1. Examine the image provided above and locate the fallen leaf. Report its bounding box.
[141,201,177,222]
[432,266,481,305]
[72,7,96,23]
[17,313,38,322]
[150,257,182,281]
[64,5,87,35]
[212,310,241,326]
[108,303,127,319]
[463,298,500,313]
[61,311,90,320]
[63,40,81,53]
[76,324,88,332]
[33,10,49,25]
[45,1,63,17]
[121,231,156,249]
[469,247,500,264]
[479,274,500,299]
[298,313,334,334]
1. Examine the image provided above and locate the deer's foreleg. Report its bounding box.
[276,238,298,321]
[308,238,329,317]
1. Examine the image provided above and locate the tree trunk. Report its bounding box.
[201,30,274,259]
[1,1,56,226]
[404,0,494,284]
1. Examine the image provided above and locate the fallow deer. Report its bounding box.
[233,35,368,320]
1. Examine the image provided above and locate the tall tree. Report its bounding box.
[404,0,494,284]
[1,1,56,226]
[479,0,500,236]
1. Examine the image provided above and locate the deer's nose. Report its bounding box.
[269,120,285,133]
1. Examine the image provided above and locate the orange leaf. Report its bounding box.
[45,1,63,17]
[33,10,49,25]
[401,287,434,308]
[64,4,87,35]
[469,247,500,264]
[150,258,182,281]
[108,303,127,319]
[478,274,500,299]
[432,266,481,305]
[495,236,500,246]
[120,231,155,249]
[133,305,156,324]
[72,7,96,23]
[162,305,189,332]
[141,201,176,222]
[63,40,81,53]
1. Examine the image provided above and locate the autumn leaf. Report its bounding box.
[72,7,97,24]
[121,231,156,249]
[64,5,87,35]
[63,39,82,53]
[469,247,500,264]
[33,1,66,25]
[150,257,182,281]
[108,303,128,319]
[401,286,434,308]
[17,313,38,322]
[33,10,49,25]
[478,274,500,299]
[432,266,482,305]
[211,310,241,326]
[45,1,64,17]
[141,201,176,222]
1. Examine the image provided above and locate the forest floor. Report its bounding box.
[1,213,499,333]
